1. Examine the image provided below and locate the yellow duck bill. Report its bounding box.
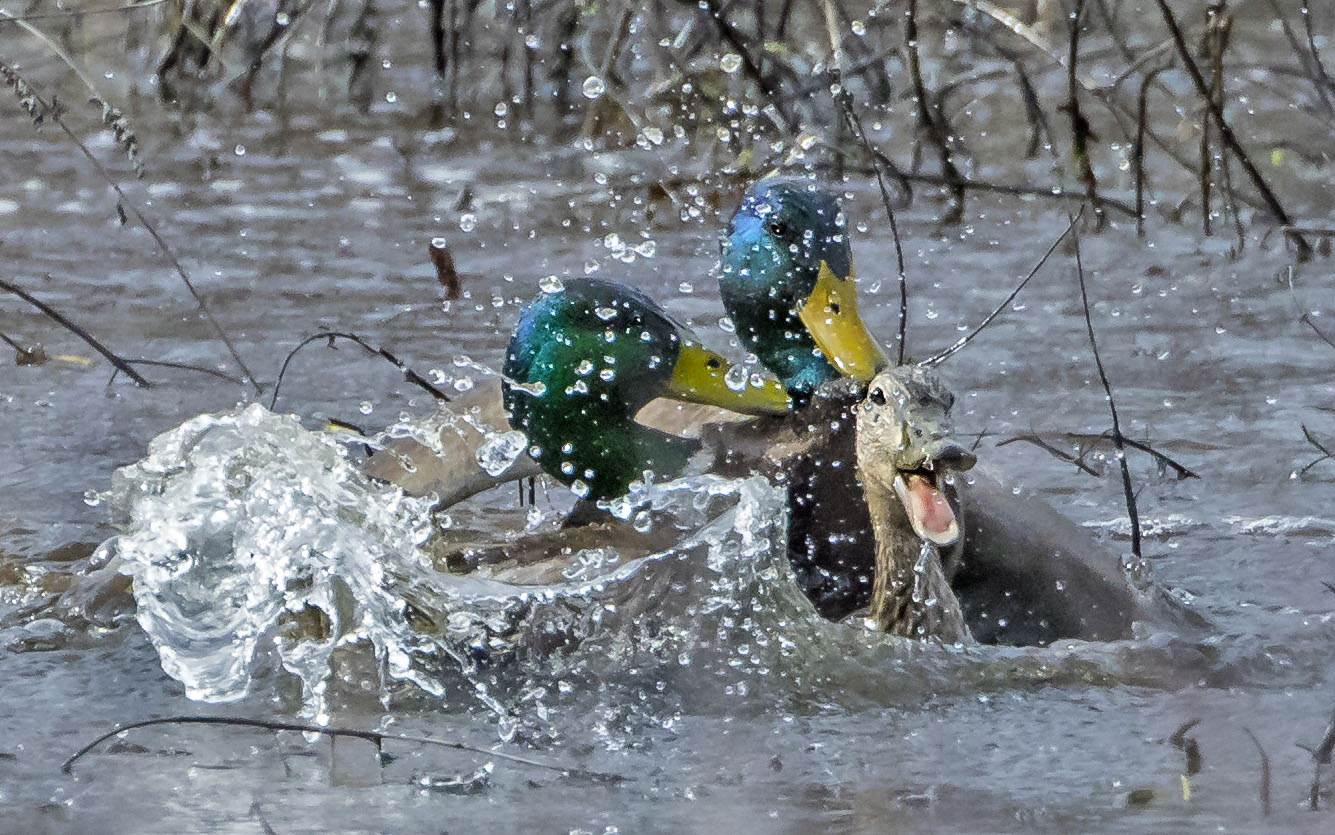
[667,342,792,416]
[797,261,890,382]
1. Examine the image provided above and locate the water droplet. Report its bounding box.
[851,19,866,36]
[276,12,291,26]
[720,53,743,73]
[678,282,693,294]
[83,490,102,507]
[641,126,664,145]
[453,376,474,392]
[385,91,398,103]
[524,33,539,49]
[570,479,590,498]
[575,359,594,376]
[599,368,615,381]
[494,102,508,117]
[718,316,736,333]
[474,430,528,476]
[359,401,374,415]
[458,214,476,232]
[724,363,747,392]
[511,380,545,397]
[538,275,564,294]
[234,144,246,156]
[582,76,606,99]
[594,306,618,321]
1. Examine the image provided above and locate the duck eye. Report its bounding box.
[869,387,886,406]
[768,220,788,238]
[706,357,722,369]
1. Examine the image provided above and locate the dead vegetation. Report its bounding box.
[2,1,1333,239]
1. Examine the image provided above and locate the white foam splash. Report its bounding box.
[100,405,441,718]
[474,430,528,477]
[97,404,800,728]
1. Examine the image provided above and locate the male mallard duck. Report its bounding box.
[719,179,890,621]
[500,277,790,502]
[720,180,887,395]
[718,179,1199,644]
[366,277,790,507]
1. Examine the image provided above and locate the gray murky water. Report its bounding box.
[5,3,1335,832]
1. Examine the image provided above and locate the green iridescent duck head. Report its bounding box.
[502,277,790,501]
[720,180,888,395]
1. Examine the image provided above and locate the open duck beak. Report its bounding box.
[890,442,976,547]
[797,262,890,383]
[667,342,792,416]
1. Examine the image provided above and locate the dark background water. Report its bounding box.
[4,1,1335,831]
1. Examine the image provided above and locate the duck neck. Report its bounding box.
[863,478,973,643]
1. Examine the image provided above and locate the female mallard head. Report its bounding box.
[720,180,889,395]
[502,278,789,501]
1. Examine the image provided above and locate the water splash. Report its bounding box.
[100,405,440,720]
[95,406,1246,740]
[474,430,528,477]
[96,405,826,729]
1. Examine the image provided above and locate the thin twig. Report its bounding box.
[906,0,965,224]
[0,11,143,176]
[1071,211,1141,560]
[249,800,280,835]
[996,434,1101,477]
[61,716,625,783]
[0,61,260,391]
[269,331,451,410]
[0,277,151,386]
[1297,1,1335,116]
[1299,424,1335,475]
[691,0,796,132]
[1264,0,1335,119]
[122,358,247,386]
[1090,431,1200,480]
[1300,707,1335,810]
[837,166,1139,217]
[0,0,169,24]
[1065,0,1104,229]
[1150,0,1312,259]
[1300,313,1335,351]
[832,75,908,365]
[1170,718,1203,775]
[1135,66,1171,235]
[1242,728,1271,816]
[997,430,1200,480]
[922,209,1080,366]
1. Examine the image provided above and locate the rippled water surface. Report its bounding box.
[5,7,1335,832]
